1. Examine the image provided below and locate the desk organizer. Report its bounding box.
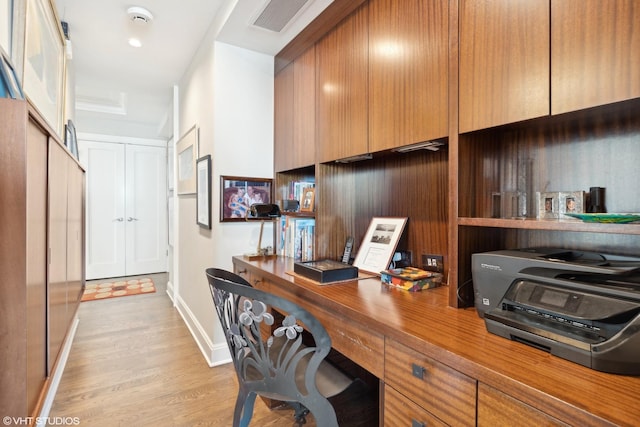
[381,267,443,292]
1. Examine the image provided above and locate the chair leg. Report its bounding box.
[289,402,310,426]
[233,389,257,427]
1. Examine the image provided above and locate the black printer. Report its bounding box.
[472,248,640,375]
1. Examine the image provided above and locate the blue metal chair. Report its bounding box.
[205,268,354,427]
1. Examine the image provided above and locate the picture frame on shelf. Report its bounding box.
[64,119,78,159]
[559,191,585,217]
[196,155,211,229]
[176,125,198,195]
[220,175,273,222]
[353,217,408,275]
[536,191,559,219]
[24,0,65,136]
[300,187,315,212]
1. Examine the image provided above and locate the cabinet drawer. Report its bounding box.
[385,339,476,426]
[478,383,568,427]
[384,384,447,427]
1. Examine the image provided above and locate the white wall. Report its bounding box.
[173,27,274,365]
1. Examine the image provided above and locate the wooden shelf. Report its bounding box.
[281,211,315,219]
[458,217,640,235]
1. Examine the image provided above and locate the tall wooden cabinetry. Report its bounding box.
[275,0,640,302]
[0,99,85,418]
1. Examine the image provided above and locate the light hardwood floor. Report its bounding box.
[48,273,308,426]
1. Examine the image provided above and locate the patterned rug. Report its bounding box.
[81,278,156,301]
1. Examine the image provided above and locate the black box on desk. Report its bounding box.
[294,259,359,283]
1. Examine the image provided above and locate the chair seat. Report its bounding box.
[246,335,353,401]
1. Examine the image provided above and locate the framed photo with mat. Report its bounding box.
[353,217,408,275]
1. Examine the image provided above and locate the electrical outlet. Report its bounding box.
[422,254,443,273]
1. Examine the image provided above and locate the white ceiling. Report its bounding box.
[53,0,333,140]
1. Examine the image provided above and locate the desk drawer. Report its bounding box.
[384,384,447,427]
[385,338,476,426]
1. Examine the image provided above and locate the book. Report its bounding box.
[380,267,443,292]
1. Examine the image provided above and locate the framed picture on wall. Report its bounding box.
[196,155,211,229]
[24,0,65,136]
[220,176,272,222]
[176,125,198,195]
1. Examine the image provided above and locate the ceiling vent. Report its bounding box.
[251,0,310,32]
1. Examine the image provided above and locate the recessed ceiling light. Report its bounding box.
[128,38,142,48]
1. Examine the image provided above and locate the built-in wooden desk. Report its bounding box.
[233,256,640,426]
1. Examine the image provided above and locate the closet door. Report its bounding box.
[80,141,167,279]
[80,141,126,279]
[124,144,168,276]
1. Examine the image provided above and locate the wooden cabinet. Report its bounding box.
[0,99,84,418]
[477,383,568,426]
[385,338,476,426]
[459,0,550,133]
[384,385,447,427]
[551,0,640,114]
[368,0,448,151]
[316,5,368,162]
[274,47,317,172]
[292,47,316,167]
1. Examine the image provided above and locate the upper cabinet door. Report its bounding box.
[274,62,294,172]
[368,0,448,152]
[551,0,640,115]
[459,0,550,133]
[316,5,369,163]
[293,46,317,169]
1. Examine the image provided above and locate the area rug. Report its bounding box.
[81,278,156,302]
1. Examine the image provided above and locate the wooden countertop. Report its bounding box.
[233,256,640,426]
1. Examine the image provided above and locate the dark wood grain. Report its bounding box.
[315,4,369,162]
[368,0,448,152]
[384,385,447,427]
[275,0,367,73]
[552,0,640,114]
[292,46,316,168]
[235,256,640,427]
[273,62,294,172]
[459,0,550,132]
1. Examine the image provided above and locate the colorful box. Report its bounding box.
[380,267,443,292]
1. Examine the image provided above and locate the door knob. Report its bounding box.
[114,217,124,222]
[127,217,139,221]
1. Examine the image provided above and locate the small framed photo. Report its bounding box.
[353,217,408,275]
[300,187,315,212]
[220,176,273,222]
[196,155,211,229]
[559,191,585,217]
[177,125,198,195]
[537,192,560,219]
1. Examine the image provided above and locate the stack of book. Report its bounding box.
[277,216,315,261]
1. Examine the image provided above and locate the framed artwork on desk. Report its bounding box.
[353,217,408,275]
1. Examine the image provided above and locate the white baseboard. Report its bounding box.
[172,293,231,367]
[37,315,80,426]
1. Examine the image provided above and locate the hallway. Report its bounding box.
[48,273,301,426]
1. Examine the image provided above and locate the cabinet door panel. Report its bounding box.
[293,46,316,168]
[459,0,550,133]
[48,141,69,373]
[274,62,294,172]
[552,0,640,114]
[369,0,448,151]
[316,5,368,162]
[478,383,568,426]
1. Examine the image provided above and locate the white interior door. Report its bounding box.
[80,141,126,279]
[80,141,167,280]
[124,144,167,276]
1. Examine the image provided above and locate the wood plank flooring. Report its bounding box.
[48,273,308,426]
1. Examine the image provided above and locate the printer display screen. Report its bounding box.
[539,288,570,308]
